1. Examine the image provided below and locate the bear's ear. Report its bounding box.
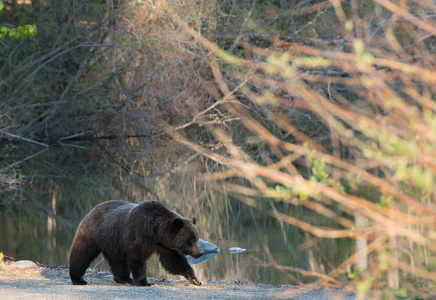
[173,218,184,230]
[192,217,196,225]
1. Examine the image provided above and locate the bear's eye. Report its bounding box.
[190,239,196,245]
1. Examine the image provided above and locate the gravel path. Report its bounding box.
[0,263,356,299]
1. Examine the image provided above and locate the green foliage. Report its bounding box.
[0,24,37,40]
[0,2,37,40]
[0,0,121,143]
[310,158,328,183]
[356,276,375,300]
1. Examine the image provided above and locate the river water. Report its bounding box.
[0,141,352,285]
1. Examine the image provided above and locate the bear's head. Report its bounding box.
[171,217,203,259]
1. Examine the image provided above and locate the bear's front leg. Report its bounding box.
[156,246,203,286]
[184,272,203,286]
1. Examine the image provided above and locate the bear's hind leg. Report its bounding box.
[69,239,100,285]
[156,246,202,286]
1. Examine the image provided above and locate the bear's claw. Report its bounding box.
[189,277,203,286]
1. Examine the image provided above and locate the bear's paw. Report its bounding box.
[188,276,203,286]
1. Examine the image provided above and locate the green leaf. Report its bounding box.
[0,3,4,11]
[27,25,37,38]
[9,30,18,40]
[299,192,308,201]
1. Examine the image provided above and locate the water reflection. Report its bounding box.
[0,142,352,285]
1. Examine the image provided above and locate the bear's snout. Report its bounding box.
[186,242,203,259]
[191,251,203,259]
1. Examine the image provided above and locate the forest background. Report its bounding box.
[1,0,435,299]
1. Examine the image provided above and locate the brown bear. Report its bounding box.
[69,200,203,286]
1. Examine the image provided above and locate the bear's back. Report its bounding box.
[134,200,176,218]
[125,200,179,231]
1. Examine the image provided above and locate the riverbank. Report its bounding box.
[0,261,357,299]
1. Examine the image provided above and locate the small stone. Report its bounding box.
[9,260,38,269]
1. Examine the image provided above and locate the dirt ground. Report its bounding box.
[0,262,357,299]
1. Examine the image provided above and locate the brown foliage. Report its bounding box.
[160,0,436,297]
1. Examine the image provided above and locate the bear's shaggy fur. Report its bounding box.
[69,200,203,286]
